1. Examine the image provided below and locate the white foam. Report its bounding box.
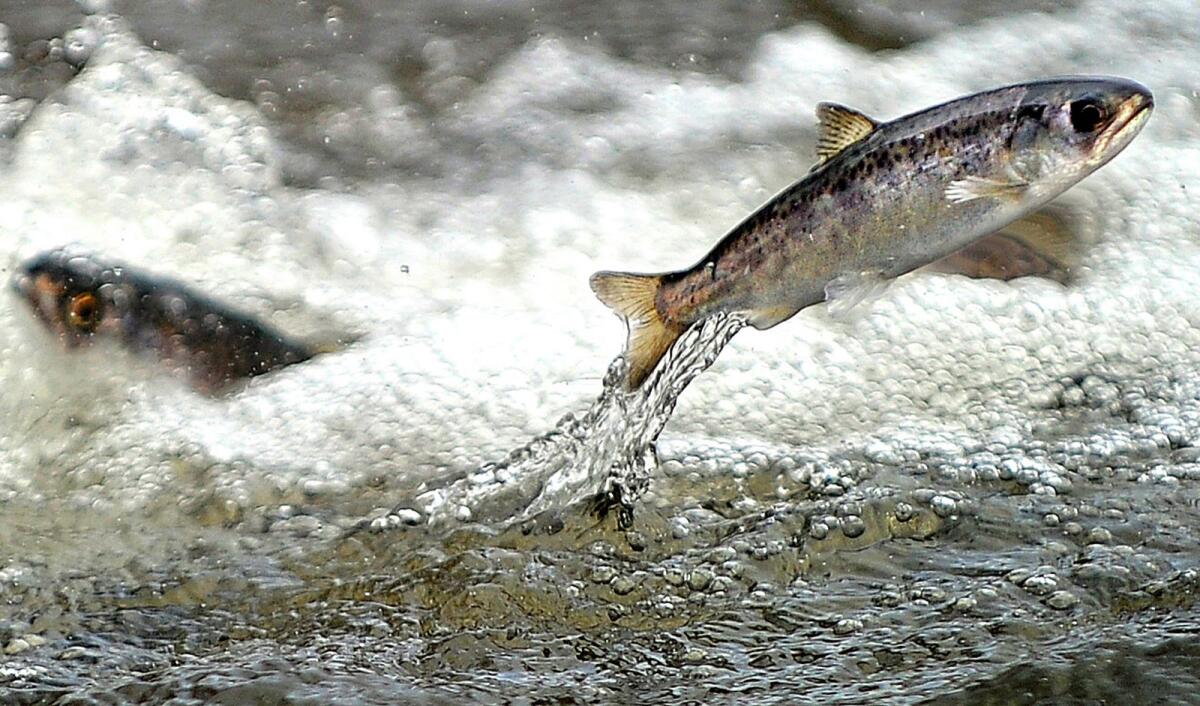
[0,2,1198,515]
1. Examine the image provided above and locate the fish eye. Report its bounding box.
[1069,98,1106,133]
[66,291,102,332]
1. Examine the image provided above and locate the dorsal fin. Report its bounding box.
[815,102,878,164]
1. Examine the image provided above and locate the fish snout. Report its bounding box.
[1110,84,1154,142]
[10,269,68,328]
[10,271,28,295]
[1121,80,1154,119]
[1084,78,1154,161]
[9,268,35,303]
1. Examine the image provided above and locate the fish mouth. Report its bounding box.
[10,271,30,297]
[9,270,38,309]
[1097,90,1153,155]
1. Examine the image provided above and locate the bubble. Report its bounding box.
[393,509,422,525]
[4,635,45,655]
[930,495,958,518]
[953,596,977,611]
[1022,575,1058,596]
[1046,591,1079,610]
[833,618,863,635]
[63,27,100,67]
[687,568,714,592]
[841,515,866,538]
[709,576,735,593]
[610,575,639,595]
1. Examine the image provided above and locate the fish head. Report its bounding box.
[10,250,121,348]
[1008,76,1153,193]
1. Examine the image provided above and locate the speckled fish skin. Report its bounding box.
[10,249,316,394]
[591,76,1154,388]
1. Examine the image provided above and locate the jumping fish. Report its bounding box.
[590,77,1153,388]
[11,249,323,394]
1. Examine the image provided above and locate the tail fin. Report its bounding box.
[589,271,683,390]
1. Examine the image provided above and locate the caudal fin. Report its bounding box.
[589,271,683,390]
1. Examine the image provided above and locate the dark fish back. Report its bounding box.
[125,278,317,393]
[12,249,321,395]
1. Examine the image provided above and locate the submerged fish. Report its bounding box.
[11,249,322,394]
[591,77,1153,388]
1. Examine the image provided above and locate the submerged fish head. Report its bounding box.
[1006,76,1153,194]
[11,250,119,347]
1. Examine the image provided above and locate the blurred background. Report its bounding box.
[2,0,1073,186]
[1,1,1199,704]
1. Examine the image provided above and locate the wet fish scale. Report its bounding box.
[592,77,1153,389]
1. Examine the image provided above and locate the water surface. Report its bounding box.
[1,1,1200,703]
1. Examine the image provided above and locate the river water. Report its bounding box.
[1,1,1199,704]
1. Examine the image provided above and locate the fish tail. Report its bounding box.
[589,270,683,390]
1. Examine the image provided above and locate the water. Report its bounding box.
[381,312,749,528]
[2,1,1200,704]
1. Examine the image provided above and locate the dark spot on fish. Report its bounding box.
[1017,104,1046,122]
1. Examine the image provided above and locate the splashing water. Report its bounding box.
[375,312,749,529]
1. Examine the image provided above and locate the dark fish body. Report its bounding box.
[592,77,1154,388]
[11,249,317,394]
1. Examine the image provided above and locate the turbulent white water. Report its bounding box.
[382,312,749,527]
[2,3,1200,702]
[2,4,1198,521]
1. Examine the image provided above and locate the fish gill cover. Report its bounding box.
[0,2,1198,703]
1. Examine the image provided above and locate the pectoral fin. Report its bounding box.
[748,305,800,330]
[945,174,1029,204]
[824,270,892,320]
[925,206,1080,284]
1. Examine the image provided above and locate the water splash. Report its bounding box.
[375,312,749,529]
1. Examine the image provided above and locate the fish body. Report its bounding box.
[592,77,1154,388]
[11,249,318,394]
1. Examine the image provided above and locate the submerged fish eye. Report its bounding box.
[65,291,102,332]
[1069,98,1106,133]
